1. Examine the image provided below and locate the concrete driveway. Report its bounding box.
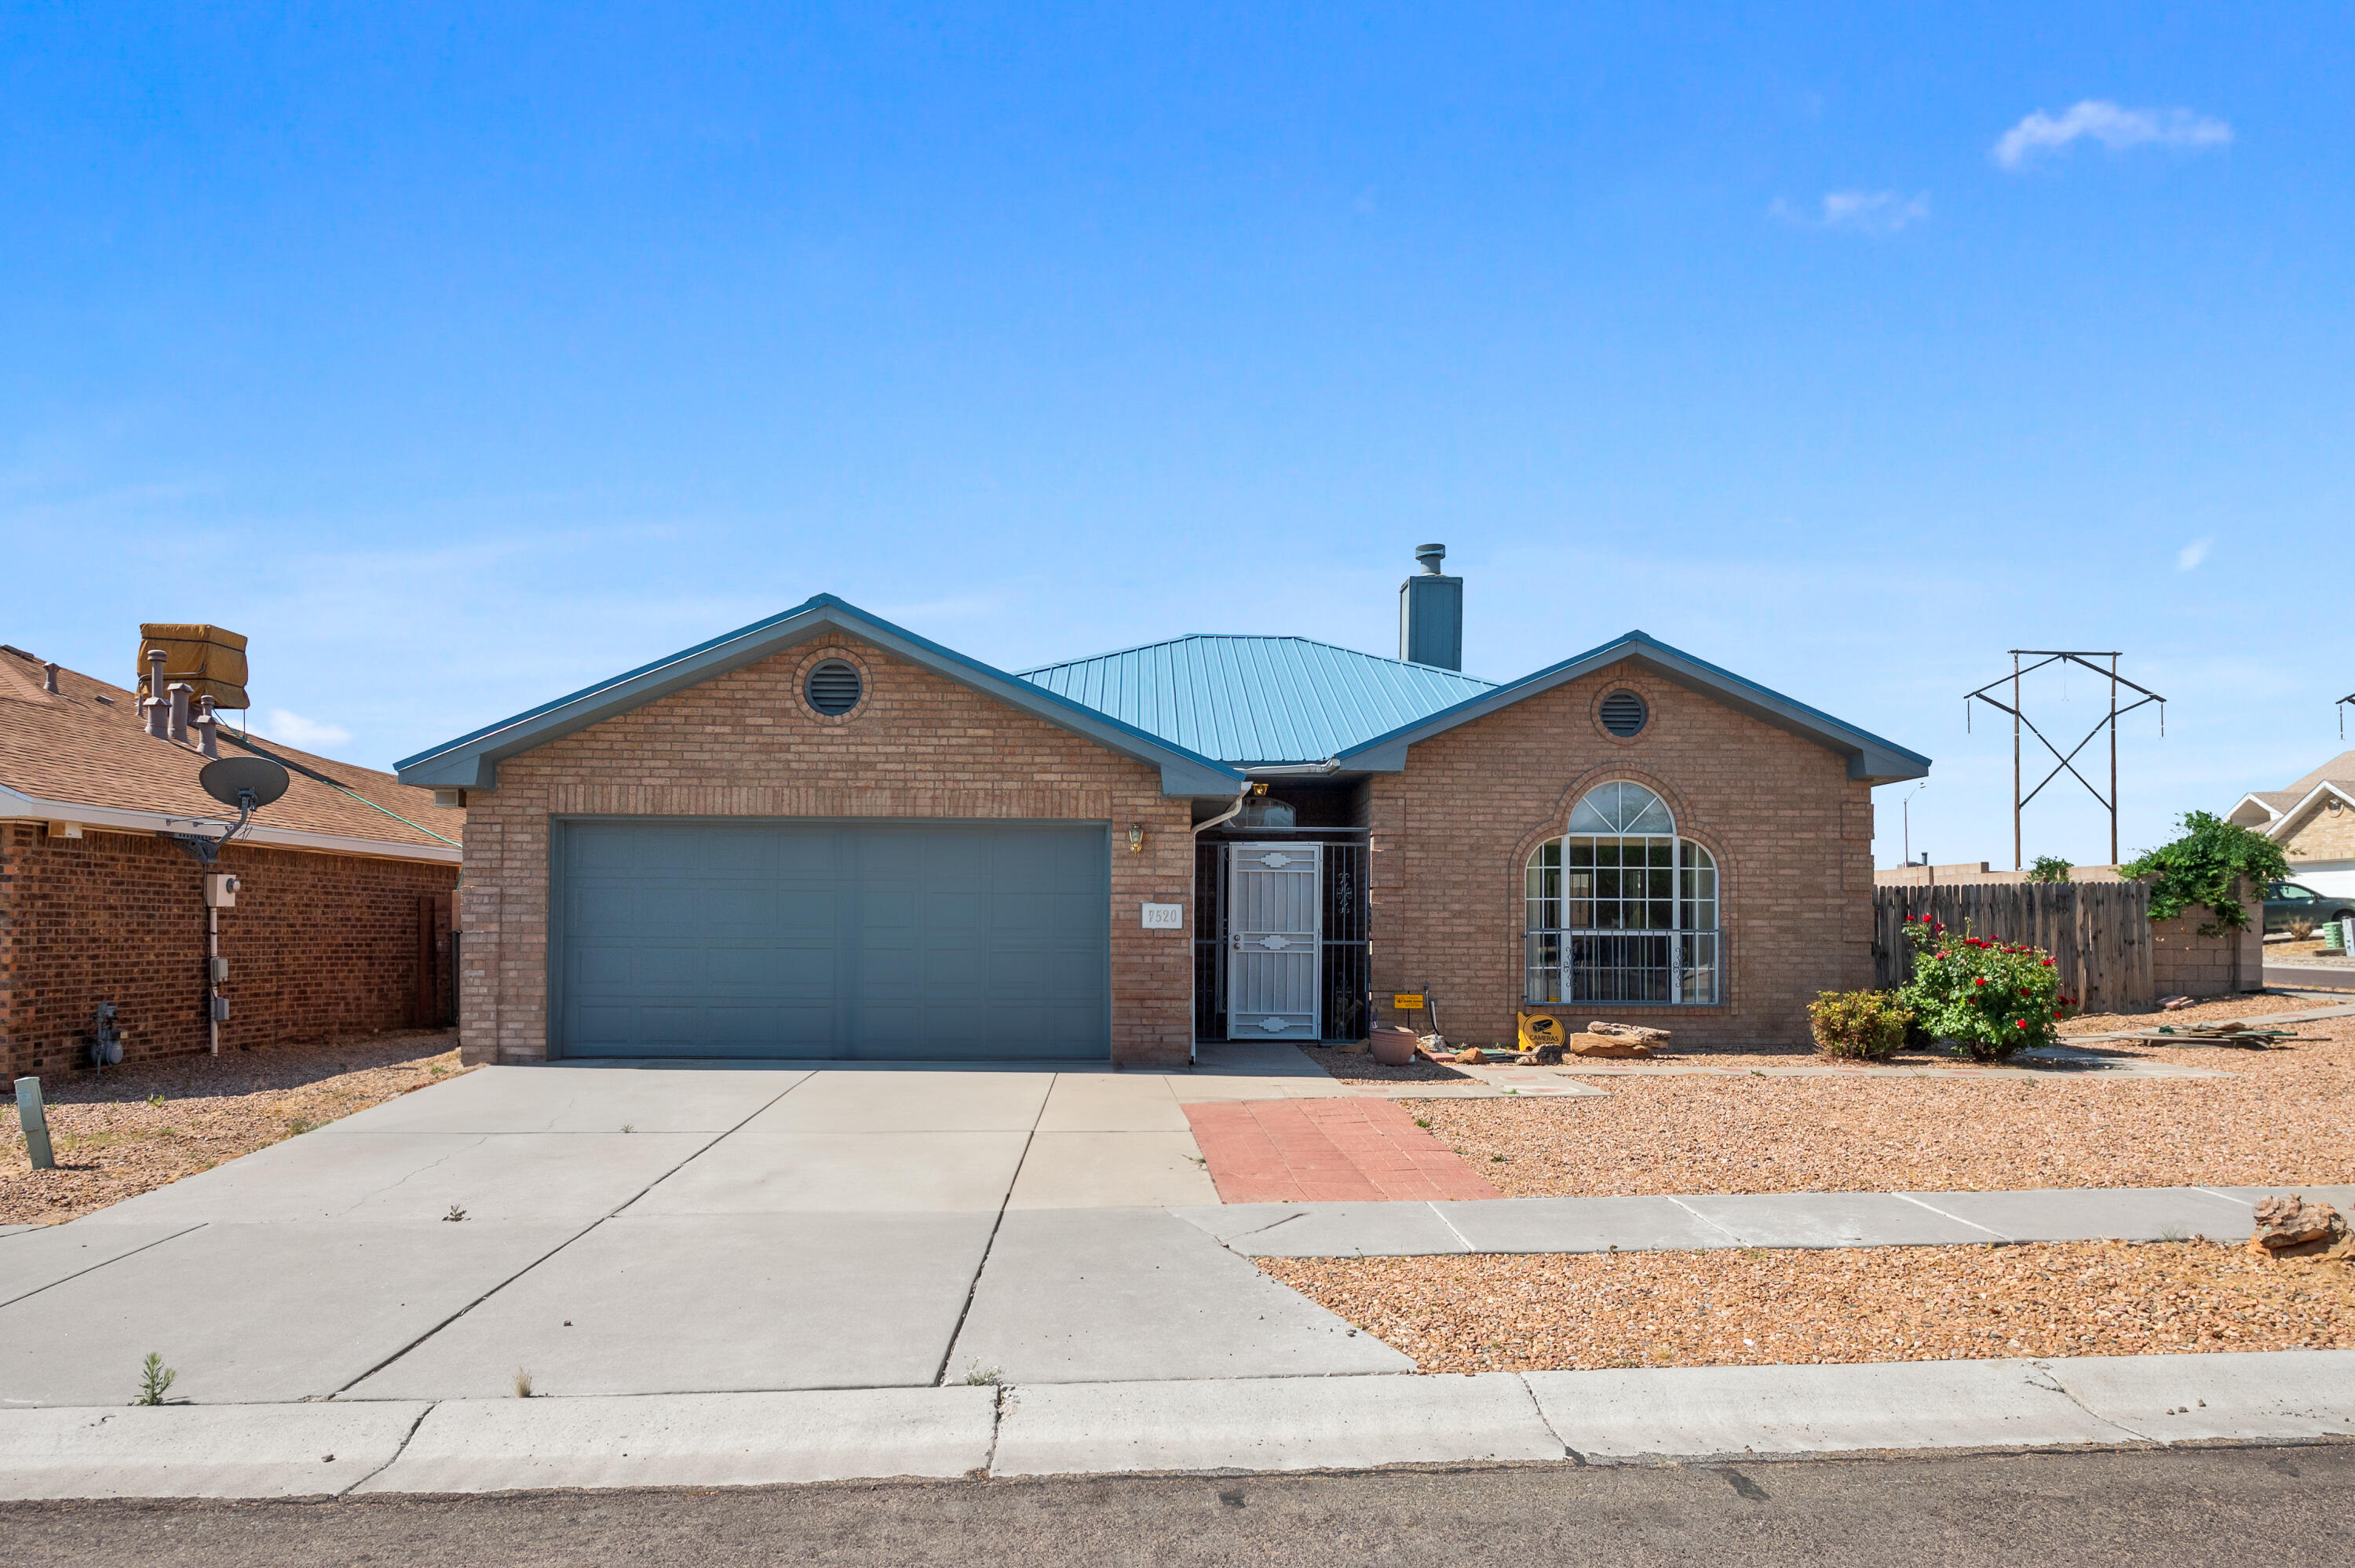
[0,1055,1408,1409]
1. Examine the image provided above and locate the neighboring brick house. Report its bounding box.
[399,549,1927,1067]
[2229,751,2355,901]
[1,642,465,1082]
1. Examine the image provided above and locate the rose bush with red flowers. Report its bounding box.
[1897,916,2066,1060]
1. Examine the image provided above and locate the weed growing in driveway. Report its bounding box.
[2158,1225,2189,1244]
[285,1116,320,1136]
[146,1093,166,1109]
[135,1353,176,1406]
[513,1368,534,1398]
[444,1205,468,1223]
[963,1362,1004,1386]
[1415,1118,1432,1129]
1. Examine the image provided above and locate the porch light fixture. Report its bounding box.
[1126,824,1145,854]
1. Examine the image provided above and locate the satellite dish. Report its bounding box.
[199,757,290,811]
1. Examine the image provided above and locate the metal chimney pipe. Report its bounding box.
[41,661,58,694]
[1399,543,1464,670]
[193,695,220,758]
[144,649,169,738]
[167,681,192,744]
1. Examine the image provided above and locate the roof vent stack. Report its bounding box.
[1399,542,1463,671]
[144,649,170,738]
[41,661,58,694]
[192,695,221,760]
[166,682,192,744]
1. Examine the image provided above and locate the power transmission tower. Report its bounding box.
[1964,651,2164,870]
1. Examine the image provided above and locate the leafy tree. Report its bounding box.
[2119,811,2290,932]
[2026,855,2073,884]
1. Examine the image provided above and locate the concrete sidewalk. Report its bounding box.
[1175,1183,2355,1257]
[2,1350,2346,1499]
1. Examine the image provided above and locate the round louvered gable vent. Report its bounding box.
[1599,690,1648,738]
[805,659,864,716]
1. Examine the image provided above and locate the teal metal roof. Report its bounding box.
[1019,636,1497,766]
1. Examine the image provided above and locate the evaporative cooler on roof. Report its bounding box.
[137,624,250,710]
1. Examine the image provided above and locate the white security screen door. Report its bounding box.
[1227,842,1323,1040]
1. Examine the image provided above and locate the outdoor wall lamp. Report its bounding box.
[1126,824,1145,854]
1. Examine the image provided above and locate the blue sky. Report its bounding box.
[5,5,2350,866]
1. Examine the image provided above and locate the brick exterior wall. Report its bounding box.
[1366,660,1874,1048]
[456,635,1196,1068]
[0,823,459,1080]
[2281,797,2355,865]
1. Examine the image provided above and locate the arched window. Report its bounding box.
[1526,782,1720,1005]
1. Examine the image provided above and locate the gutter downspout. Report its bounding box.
[1186,781,1255,1066]
[1240,759,1343,779]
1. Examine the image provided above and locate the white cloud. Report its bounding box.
[2176,536,2213,572]
[263,709,353,748]
[1993,100,2232,169]
[1771,190,1930,236]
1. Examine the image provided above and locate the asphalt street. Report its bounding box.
[7,1442,2349,1566]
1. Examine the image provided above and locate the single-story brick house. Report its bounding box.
[1,636,465,1083]
[2229,750,2355,900]
[399,549,1928,1068]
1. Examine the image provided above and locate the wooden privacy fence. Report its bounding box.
[1871,882,2154,1016]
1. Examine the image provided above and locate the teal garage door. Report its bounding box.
[555,820,1112,1060]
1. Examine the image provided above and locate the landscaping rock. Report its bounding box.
[2247,1195,2350,1260]
[1586,1021,1671,1045]
[1526,1044,1567,1066]
[1567,1033,1655,1060]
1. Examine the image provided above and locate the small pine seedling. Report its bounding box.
[135,1352,177,1406]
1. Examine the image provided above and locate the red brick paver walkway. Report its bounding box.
[1181,1098,1505,1204]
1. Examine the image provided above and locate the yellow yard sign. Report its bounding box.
[1391,993,1426,1012]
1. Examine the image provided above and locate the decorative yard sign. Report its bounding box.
[1140,903,1184,928]
[1392,993,1426,1011]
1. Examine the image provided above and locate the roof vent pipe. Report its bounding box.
[167,681,192,745]
[1399,542,1463,671]
[42,661,58,694]
[193,695,220,760]
[144,649,170,738]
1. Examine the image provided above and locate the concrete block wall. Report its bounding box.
[1366,660,1874,1049]
[0,823,458,1081]
[2149,893,2266,1000]
[456,635,1197,1068]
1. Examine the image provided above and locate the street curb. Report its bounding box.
[0,1401,432,1500]
[2,1351,2348,1499]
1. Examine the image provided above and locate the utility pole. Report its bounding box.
[1966,651,2164,871]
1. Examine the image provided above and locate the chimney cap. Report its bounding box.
[1415,542,1448,574]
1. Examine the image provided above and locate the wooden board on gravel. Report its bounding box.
[1263,1240,2355,1375]
[2,1031,469,1224]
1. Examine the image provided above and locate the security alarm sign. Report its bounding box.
[1392,994,1426,1011]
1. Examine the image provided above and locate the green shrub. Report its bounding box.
[1806,990,1914,1061]
[2119,811,2290,933]
[1896,917,2068,1061]
[2027,855,2073,884]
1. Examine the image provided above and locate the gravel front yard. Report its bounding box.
[1,1031,467,1224]
[1262,1240,2355,1374]
[1414,1010,2355,1196]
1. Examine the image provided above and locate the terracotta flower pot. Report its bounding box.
[1368,1026,1418,1067]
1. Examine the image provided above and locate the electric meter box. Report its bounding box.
[203,873,240,908]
